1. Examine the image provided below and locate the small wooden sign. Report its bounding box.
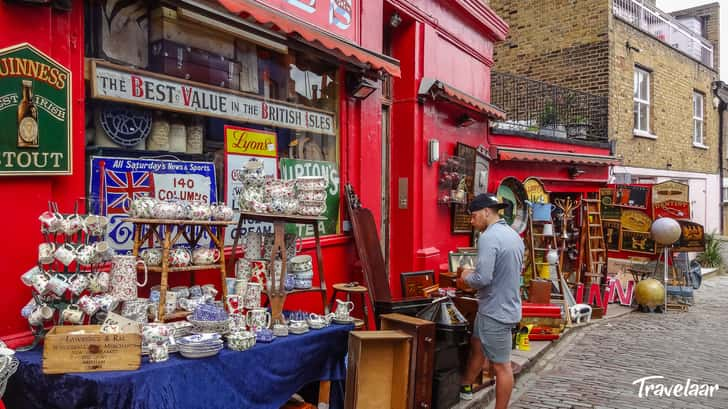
[602,220,621,251]
[674,220,705,252]
[620,229,655,254]
[43,325,141,374]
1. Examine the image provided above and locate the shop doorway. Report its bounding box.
[381,104,391,275]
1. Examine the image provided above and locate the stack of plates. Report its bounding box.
[141,339,178,356]
[178,333,223,358]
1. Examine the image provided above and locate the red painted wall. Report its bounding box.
[386,0,507,295]
[0,0,86,343]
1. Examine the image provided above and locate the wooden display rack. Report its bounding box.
[128,218,235,322]
[228,211,329,323]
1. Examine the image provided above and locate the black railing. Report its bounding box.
[490,72,608,142]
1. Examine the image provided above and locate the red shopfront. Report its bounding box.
[0,0,399,345]
[383,0,509,296]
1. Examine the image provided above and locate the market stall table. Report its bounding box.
[4,323,353,409]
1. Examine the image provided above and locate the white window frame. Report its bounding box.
[693,91,705,147]
[633,67,651,135]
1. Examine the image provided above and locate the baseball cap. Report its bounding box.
[468,193,509,213]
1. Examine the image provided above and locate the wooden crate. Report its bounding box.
[150,7,236,60]
[380,314,435,409]
[345,331,412,409]
[43,325,141,374]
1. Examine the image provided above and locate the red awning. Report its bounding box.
[418,78,506,120]
[497,147,622,166]
[217,0,401,77]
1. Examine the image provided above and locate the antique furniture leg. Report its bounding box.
[158,224,172,322]
[314,223,329,314]
[268,221,287,323]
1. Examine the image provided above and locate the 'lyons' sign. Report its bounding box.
[90,61,335,136]
[0,43,71,175]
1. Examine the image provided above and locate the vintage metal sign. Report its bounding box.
[90,61,336,136]
[280,158,340,237]
[256,0,358,41]
[523,177,549,204]
[652,180,690,219]
[674,220,705,252]
[0,43,71,175]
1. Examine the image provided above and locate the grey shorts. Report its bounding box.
[473,314,516,364]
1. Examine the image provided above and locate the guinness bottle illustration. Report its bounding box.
[17,80,39,148]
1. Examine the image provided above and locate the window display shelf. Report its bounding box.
[129,219,233,322]
[230,212,330,323]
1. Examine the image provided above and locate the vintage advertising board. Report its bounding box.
[674,220,705,252]
[89,156,217,252]
[652,180,690,219]
[224,126,277,245]
[0,43,71,175]
[620,229,655,254]
[523,177,549,204]
[90,61,335,136]
[280,158,340,237]
[599,188,621,220]
[602,220,621,251]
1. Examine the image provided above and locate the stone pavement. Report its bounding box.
[459,274,728,409]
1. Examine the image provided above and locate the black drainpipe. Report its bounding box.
[712,81,728,234]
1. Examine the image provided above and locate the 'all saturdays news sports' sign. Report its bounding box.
[0,43,71,175]
[90,61,335,136]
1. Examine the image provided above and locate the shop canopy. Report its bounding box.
[418,78,506,120]
[216,0,401,77]
[496,147,622,166]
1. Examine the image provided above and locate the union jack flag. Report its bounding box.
[104,170,155,214]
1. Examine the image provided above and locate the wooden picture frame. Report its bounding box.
[400,271,435,298]
[448,251,478,273]
[452,143,478,234]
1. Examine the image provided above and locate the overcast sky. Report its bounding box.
[656,0,726,81]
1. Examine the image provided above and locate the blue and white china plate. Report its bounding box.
[178,333,221,345]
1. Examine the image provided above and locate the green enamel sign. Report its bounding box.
[0,43,71,175]
[280,158,340,238]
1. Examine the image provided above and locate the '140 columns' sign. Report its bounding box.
[90,61,335,136]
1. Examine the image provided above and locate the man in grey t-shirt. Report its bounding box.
[458,193,524,409]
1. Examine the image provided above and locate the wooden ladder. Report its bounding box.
[581,199,608,285]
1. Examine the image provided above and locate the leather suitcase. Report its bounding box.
[150,40,241,89]
[380,313,435,409]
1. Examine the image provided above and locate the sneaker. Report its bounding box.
[459,384,473,400]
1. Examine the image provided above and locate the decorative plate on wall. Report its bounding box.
[99,106,152,148]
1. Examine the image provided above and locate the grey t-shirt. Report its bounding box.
[464,218,524,324]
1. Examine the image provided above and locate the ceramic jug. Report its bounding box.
[109,255,148,301]
[334,299,355,320]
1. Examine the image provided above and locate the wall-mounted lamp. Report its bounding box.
[567,166,586,179]
[348,76,379,100]
[428,139,440,165]
[456,114,477,128]
[389,12,402,28]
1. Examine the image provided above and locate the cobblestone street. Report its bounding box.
[505,274,728,409]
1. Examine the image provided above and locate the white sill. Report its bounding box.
[692,142,709,150]
[633,130,657,139]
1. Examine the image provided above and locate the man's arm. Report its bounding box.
[463,245,496,289]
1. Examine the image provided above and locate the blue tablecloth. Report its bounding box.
[4,323,353,409]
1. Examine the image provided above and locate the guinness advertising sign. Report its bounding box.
[0,43,71,175]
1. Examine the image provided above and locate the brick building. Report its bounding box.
[489,0,722,233]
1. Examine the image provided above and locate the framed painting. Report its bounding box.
[400,270,435,298]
